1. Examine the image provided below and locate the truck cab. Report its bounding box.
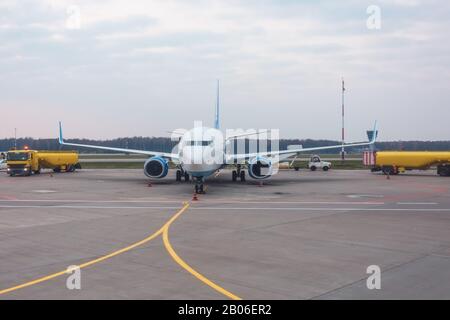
[6,150,35,176]
[308,155,331,171]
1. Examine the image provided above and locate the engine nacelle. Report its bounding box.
[248,156,273,179]
[144,156,169,178]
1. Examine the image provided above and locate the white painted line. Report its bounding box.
[0,205,182,209]
[190,207,450,212]
[0,200,385,205]
[203,201,385,205]
[0,204,447,212]
[347,194,384,199]
[396,202,438,205]
[0,199,183,203]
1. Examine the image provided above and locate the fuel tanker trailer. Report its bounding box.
[364,151,450,176]
[6,149,81,176]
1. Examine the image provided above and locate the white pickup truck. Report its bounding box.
[0,159,7,171]
[308,155,331,171]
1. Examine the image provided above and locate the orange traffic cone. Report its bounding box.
[192,193,198,201]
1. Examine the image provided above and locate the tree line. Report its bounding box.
[1,137,450,154]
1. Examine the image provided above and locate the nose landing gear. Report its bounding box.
[194,177,205,194]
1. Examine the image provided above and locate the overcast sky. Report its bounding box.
[1,0,449,141]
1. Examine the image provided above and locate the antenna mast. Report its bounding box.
[341,78,345,161]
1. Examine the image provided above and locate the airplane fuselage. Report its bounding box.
[177,126,224,180]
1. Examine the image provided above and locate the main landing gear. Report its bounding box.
[232,164,246,182]
[176,168,190,182]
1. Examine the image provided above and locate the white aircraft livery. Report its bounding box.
[58,83,377,193]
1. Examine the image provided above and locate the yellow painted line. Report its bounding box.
[162,219,242,300]
[0,202,190,296]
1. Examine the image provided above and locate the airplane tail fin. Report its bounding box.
[214,80,220,129]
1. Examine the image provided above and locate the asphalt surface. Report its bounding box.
[0,168,449,299]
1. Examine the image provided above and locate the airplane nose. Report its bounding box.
[181,146,203,165]
[193,146,204,164]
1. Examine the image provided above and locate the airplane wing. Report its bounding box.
[58,122,178,159]
[227,121,378,163]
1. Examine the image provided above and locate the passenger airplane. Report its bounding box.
[58,83,377,193]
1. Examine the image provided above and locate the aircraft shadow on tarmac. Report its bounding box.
[6,169,366,188]
[141,175,348,187]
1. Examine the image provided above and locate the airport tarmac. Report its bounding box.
[0,169,450,300]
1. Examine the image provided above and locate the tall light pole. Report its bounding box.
[341,78,345,161]
[14,128,17,149]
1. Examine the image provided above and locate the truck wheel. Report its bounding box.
[382,166,394,175]
[323,166,329,171]
[438,165,450,177]
[294,167,299,171]
[310,166,317,171]
[53,168,61,173]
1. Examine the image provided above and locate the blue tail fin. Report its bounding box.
[214,80,220,129]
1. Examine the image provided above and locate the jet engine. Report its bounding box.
[248,156,273,179]
[144,156,169,178]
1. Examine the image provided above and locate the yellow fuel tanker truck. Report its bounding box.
[365,151,450,176]
[6,149,81,176]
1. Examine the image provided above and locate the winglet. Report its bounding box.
[58,121,64,144]
[370,120,378,144]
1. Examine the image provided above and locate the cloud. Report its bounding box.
[0,0,449,140]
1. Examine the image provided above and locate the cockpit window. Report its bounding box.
[188,141,212,146]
